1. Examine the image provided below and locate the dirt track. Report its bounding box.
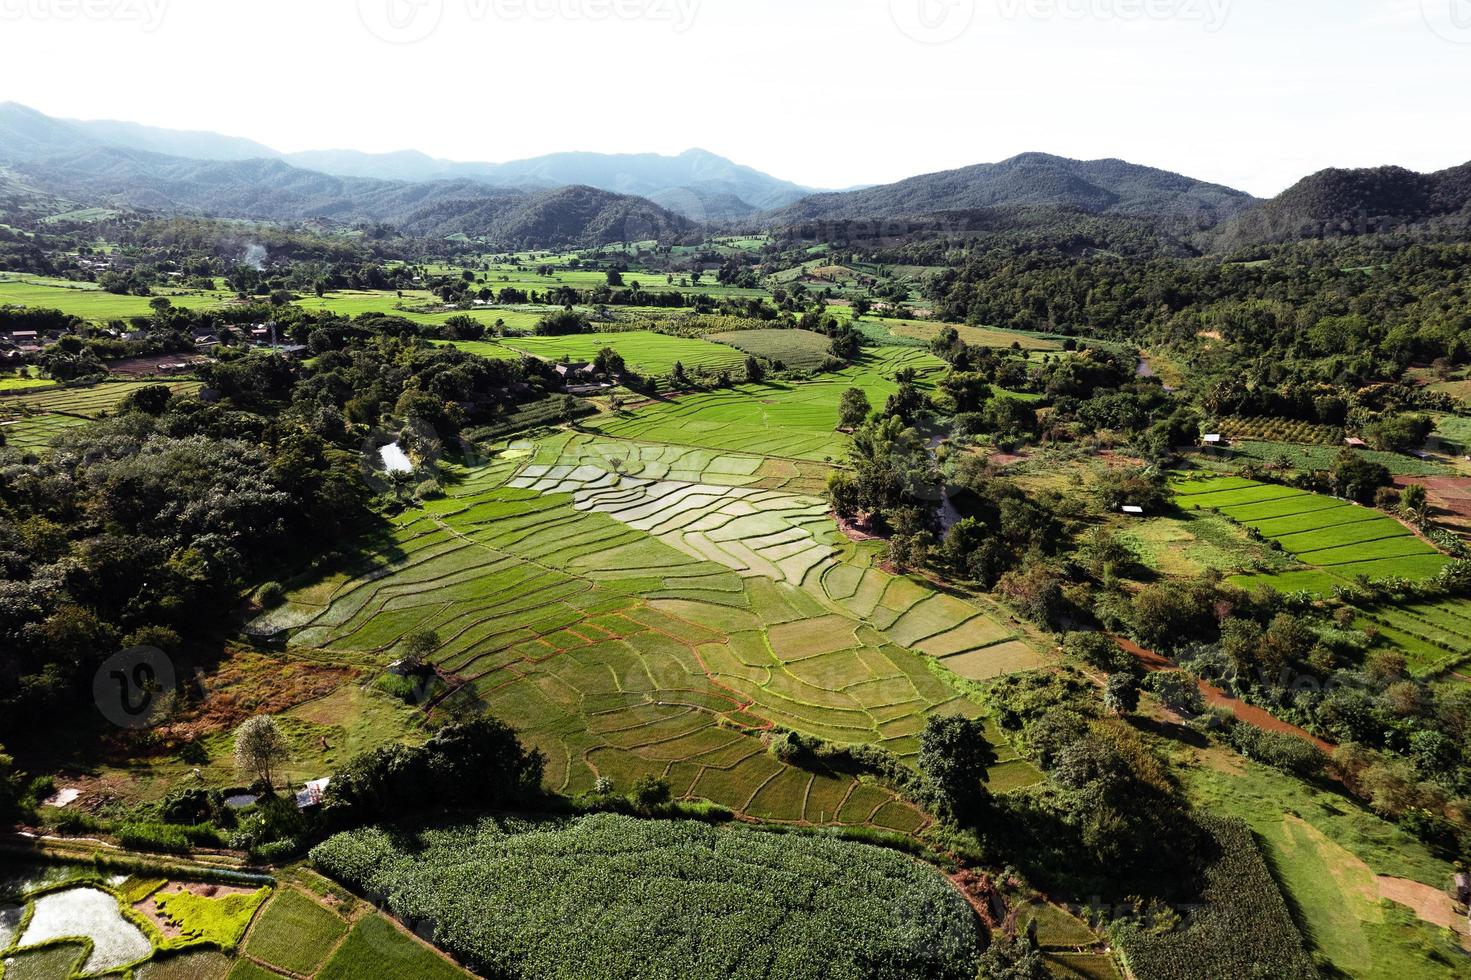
[1113,637,1335,752]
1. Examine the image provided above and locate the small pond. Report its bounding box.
[17,886,152,974]
[379,442,414,475]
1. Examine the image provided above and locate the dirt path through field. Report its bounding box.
[1114,637,1335,752]
[1376,876,1470,945]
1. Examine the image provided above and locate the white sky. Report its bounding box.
[2,0,1468,196]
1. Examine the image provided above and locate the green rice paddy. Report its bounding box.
[1173,476,1450,588]
[590,348,946,462]
[440,330,747,376]
[1174,476,1471,678]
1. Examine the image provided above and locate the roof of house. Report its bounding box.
[296,777,331,809]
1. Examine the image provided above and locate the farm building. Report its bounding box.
[1344,437,1368,448]
[1121,505,1145,516]
[296,777,331,809]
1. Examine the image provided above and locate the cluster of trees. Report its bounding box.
[322,716,545,827]
[1069,569,1471,852]
[0,320,577,740]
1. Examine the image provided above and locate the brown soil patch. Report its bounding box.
[1395,475,1471,524]
[136,881,263,939]
[836,516,881,542]
[107,354,211,378]
[107,651,354,759]
[1377,876,1470,944]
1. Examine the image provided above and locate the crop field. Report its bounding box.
[258,433,1041,825]
[0,379,203,418]
[298,290,565,334]
[1207,439,1451,477]
[706,328,836,370]
[1211,417,1345,446]
[0,371,53,392]
[1357,598,1471,678]
[0,864,272,977]
[591,348,947,462]
[879,317,1067,351]
[1173,476,1450,586]
[0,273,233,320]
[311,813,979,980]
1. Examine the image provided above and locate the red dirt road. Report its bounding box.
[1113,637,1335,753]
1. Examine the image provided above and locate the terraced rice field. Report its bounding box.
[0,379,203,418]
[1357,599,1471,678]
[1173,476,1450,588]
[0,412,91,451]
[259,433,1043,826]
[590,348,946,462]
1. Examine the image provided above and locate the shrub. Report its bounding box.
[257,582,285,609]
[1224,724,1325,778]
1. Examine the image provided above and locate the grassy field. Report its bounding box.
[1173,476,1450,587]
[591,348,946,463]
[255,434,1042,826]
[1182,748,1466,978]
[0,273,233,320]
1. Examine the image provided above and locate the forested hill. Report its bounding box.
[1216,161,1471,246]
[760,153,1259,232]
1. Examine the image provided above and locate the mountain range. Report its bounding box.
[0,103,811,221]
[3,102,1468,250]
